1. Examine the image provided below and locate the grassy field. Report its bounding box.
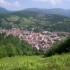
[0,54,70,70]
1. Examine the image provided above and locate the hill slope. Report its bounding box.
[0,53,70,70]
[0,7,10,14]
[0,7,70,32]
[22,8,70,17]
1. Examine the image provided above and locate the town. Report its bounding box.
[0,28,70,49]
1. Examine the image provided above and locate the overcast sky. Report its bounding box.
[0,0,70,11]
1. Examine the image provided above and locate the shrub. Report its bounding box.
[0,33,40,58]
[44,36,70,57]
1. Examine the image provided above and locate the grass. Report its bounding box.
[0,54,70,70]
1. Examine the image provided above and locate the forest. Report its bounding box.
[0,8,70,32]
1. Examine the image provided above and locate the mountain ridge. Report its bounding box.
[0,7,70,17]
[0,7,70,32]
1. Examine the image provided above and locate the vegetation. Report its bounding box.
[44,36,70,57]
[0,10,70,32]
[0,53,70,70]
[0,7,70,70]
[0,34,70,70]
[0,33,43,58]
[0,32,70,58]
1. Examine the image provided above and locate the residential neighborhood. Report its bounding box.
[0,28,70,49]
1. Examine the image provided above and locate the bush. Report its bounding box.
[44,36,70,57]
[0,33,40,58]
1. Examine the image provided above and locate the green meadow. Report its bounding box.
[0,53,70,70]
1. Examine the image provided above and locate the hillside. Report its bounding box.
[0,7,10,14]
[0,7,70,17]
[0,53,70,70]
[0,8,70,32]
[22,8,70,17]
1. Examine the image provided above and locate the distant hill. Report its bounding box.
[44,8,70,18]
[0,7,11,14]
[0,7,8,13]
[0,7,70,32]
[0,7,70,17]
[22,8,70,18]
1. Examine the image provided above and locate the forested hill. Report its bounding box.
[0,7,10,14]
[0,7,70,32]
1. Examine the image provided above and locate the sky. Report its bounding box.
[0,0,70,11]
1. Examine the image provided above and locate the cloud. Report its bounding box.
[0,0,20,8]
[49,0,62,6]
[34,0,48,2]
[33,0,62,6]
[13,1,20,7]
